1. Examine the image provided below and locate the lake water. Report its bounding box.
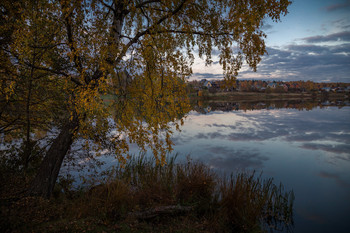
[169,100,350,233]
[66,99,350,233]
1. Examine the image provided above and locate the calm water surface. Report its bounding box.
[67,100,350,233]
[170,101,350,233]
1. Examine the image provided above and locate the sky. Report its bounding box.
[190,0,350,83]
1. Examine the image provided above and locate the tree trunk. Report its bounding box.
[24,49,35,171]
[27,115,79,198]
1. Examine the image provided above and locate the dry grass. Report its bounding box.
[217,173,294,232]
[0,155,294,233]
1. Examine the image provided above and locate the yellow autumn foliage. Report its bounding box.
[0,0,291,168]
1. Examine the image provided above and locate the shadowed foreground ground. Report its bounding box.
[0,156,294,233]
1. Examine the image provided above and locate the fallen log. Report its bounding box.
[128,205,193,220]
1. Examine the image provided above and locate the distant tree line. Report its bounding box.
[187,79,350,94]
[192,99,350,114]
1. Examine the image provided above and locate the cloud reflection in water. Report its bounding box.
[170,102,350,233]
[202,146,269,172]
[173,104,350,168]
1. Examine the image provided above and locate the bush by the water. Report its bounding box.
[0,155,294,232]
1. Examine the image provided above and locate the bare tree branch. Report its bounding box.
[23,62,83,86]
[135,0,162,10]
[153,29,234,37]
[115,0,188,65]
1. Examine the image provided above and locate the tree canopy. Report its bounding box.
[0,0,291,197]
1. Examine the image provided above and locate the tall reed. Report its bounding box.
[1,154,294,232]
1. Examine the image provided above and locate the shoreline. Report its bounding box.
[189,91,349,101]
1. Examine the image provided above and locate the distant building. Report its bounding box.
[321,87,331,92]
[281,84,289,92]
[203,80,212,88]
[211,81,220,89]
[267,82,277,88]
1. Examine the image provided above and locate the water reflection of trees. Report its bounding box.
[0,74,191,175]
[192,99,350,113]
[106,74,191,164]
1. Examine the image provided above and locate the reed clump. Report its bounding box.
[217,173,294,232]
[0,155,294,232]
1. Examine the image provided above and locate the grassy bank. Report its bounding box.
[189,90,349,101]
[1,156,294,233]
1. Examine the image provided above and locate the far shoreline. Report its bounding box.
[189,91,349,102]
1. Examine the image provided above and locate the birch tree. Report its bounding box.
[0,0,291,198]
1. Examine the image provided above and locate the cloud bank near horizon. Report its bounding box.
[190,30,350,83]
[190,0,350,84]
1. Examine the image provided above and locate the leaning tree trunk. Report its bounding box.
[27,115,79,198]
